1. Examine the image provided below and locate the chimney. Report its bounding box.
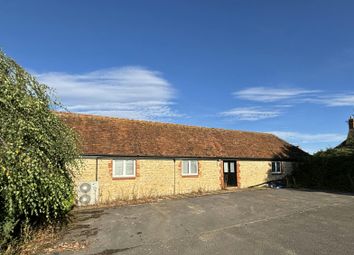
[349,116,354,130]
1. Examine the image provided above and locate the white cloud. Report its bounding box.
[268,131,347,154]
[268,131,346,144]
[305,94,354,107]
[221,107,281,121]
[35,66,182,120]
[226,86,353,122]
[233,87,320,102]
[234,86,354,107]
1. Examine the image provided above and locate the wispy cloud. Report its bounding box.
[305,94,354,107]
[268,131,346,154]
[234,86,354,107]
[223,86,354,122]
[221,107,281,121]
[233,87,320,102]
[35,67,182,120]
[268,131,346,144]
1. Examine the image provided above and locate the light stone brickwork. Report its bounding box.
[76,158,294,203]
[77,158,223,203]
[106,158,174,202]
[75,159,97,182]
[175,160,222,194]
[238,161,294,188]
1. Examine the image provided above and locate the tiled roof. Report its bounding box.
[337,129,354,148]
[57,112,307,160]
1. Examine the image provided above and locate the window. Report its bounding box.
[271,161,282,174]
[223,162,229,173]
[229,162,235,173]
[113,159,136,178]
[182,160,198,176]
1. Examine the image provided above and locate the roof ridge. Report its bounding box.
[56,111,273,137]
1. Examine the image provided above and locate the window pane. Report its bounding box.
[224,162,229,173]
[230,162,235,173]
[190,160,198,174]
[271,162,276,173]
[114,160,124,176]
[125,160,135,175]
[276,162,281,173]
[182,161,189,174]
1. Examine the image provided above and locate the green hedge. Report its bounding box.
[292,148,354,192]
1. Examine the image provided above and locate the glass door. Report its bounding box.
[223,161,237,187]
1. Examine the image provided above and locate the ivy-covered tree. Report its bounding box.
[0,51,80,246]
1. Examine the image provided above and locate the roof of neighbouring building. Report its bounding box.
[57,112,308,160]
[337,129,354,148]
[336,118,354,151]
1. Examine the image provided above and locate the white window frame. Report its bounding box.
[181,160,199,176]
[271,161,282,174]
[112,159,136,178]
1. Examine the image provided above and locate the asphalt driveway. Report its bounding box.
[55,189,354,255]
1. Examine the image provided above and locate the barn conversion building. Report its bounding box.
[58,112,307,204]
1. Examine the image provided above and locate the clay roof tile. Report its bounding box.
[57,112,307,160]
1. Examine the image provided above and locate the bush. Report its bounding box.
[0,51,80,248]
[292,148,354,192]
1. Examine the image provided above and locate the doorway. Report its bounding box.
[223,161,237,187]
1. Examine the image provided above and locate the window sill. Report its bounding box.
[271,172,282,175]
[181,174,199,178]
[112,176,136,180]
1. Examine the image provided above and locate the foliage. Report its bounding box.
[292,146,354,192]
[0,50,80,248]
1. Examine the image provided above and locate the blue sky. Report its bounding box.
[1,0,354,153]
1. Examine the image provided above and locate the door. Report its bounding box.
[223,161,237,187]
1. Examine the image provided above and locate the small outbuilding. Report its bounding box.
[58,112,307,204]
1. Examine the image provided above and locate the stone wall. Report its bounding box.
[77,158,222,203]
[175,160,222,194]
[238,161,294,188]
[76,158,295,203]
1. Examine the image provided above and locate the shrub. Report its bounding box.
[0,51,80,248]
[292,147,354,192]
